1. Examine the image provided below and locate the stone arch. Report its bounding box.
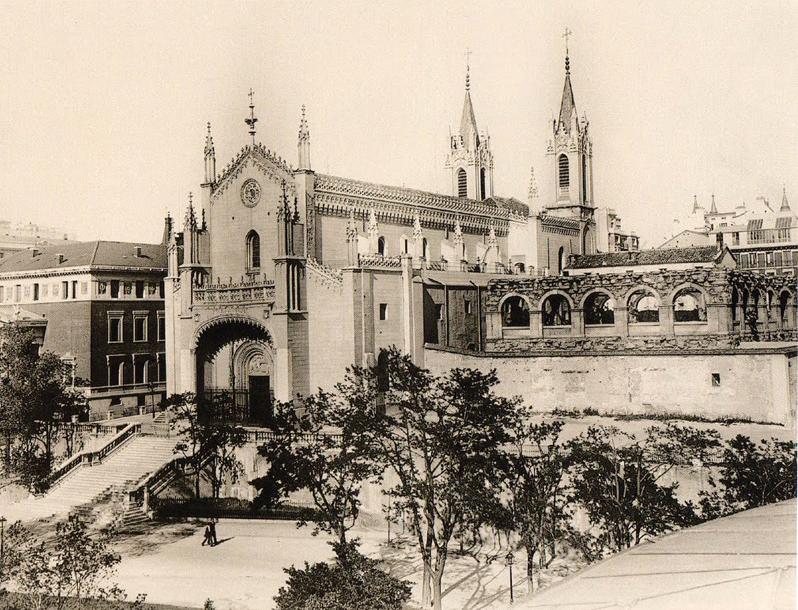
[498,292,531,328]
[624,285,661,324]
[670,283,709,323]
[581,288,616,326]
[539,290,574,327]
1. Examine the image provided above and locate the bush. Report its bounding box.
[273,540,411,610]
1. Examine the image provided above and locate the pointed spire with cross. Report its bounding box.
[244,88,258,146]
[465,47,472,91]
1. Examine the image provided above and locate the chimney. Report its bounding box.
[134,246,142,257]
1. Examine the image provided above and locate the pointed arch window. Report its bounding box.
[557,246,566,274]
[377,236,386,256]
[246,231,261,270]
[558,154,570,189]
[480,167,486,200]
[457,168,467,198]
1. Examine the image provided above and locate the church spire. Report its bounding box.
[556,28,577,134]
[710,193,718,214]
[297,105,311,171]
[459,49,479,148]
[780,185,791,212]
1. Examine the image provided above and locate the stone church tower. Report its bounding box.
[546,48,594,219]
[446,64,494,201]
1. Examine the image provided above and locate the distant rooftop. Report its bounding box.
[0,241,166,273]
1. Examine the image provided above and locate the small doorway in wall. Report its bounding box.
[249,375,272,425]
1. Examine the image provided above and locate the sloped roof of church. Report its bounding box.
[314,174,529,219]
[0,241,166,274]
[569,246,725,270]
[460,89,479,146]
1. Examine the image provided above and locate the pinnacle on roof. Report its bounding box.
[692,195,701,213]
[781,185,791,212]
[710,193,718,214]
[204,122,215,157]
[298,105,309,142]
[528,166,539,203]
[183,193,197,231]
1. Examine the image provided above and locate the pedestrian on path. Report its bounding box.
[209,520,218,546]
[201,524,212,547]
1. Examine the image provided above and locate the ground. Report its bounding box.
[110,519,558,610]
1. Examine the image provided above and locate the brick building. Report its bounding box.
[0,240,167,418]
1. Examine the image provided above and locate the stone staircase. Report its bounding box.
[3,435,177,525]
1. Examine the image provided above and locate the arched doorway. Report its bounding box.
[193,316,273,425]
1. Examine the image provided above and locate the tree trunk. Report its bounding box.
[421,560,432,608]
[195,469,201,498]
[431,567,444,610]
[527,547,536,593]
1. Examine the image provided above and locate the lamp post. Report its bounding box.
[0,515,6,575]
[506,550,515,603]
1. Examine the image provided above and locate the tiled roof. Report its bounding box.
[569,246,724,269]
[315,174,529,219]
[0,241,166,274]
[0,305,47,325]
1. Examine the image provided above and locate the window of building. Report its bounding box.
[111,280,120,298]
[422,238,429,260]
[558,154,569,189]
[123,282,132,296]
[81,282,88,295]
[134,358,149,384]
[61,281,69,300]
[628,290,659,323]
[32,283,39,301]
[542,294,572,327]
[732,232,740,246]
[109,360,122,386]
[158,355,166,382]
[757,253,766,268]
[711,373,721,387]
[501,296,529,327]
[71,280,77,299]
[464,299,472,315]
[0,287,4,302]
[148,282,158,296]
[108,314,123,343]
[246,231,260,269]
[98,281,107,296]
[557,247,566,274]
[775,251,784,267]
[738,253,748,268]
[157,312,165,341]
[377,236,385,256]
[457,168,467,198]
[480,167,486,200]
[135,281,145,298]
[584,292,615,325]
[134,314,147,342]
[379,303,388,320]
[159,281,165,298]
[673,287,707,322]
[779,292,793,328]
[13,285,21,302]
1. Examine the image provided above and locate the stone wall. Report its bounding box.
[424,346,797,426]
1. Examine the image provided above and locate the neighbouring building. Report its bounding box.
[0,219,76,261]
[661,190,797,276]
[0,239,167,418]
[164,43,796,428]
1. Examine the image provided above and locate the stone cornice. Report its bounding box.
[0,265,166,280]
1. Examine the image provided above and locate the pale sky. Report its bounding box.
[1,0,796,247]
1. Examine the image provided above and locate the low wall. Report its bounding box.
[424,347,797,426]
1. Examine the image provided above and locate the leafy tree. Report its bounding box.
[5,516,123,610]
[366,348,518,610]
[0,327,87,492]
[700,435,797,519]
[253,378,382,545]
[568,424,718,557]
[273,539,411,610]
[167,392,246,499]
[502,418,569,592]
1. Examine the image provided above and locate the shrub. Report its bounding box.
[273,540,411,610]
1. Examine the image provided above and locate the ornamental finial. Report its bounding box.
[563,27,572,73]
[244,88,258,146]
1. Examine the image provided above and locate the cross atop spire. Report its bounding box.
[563,27,572,73]
[465,48,472,90]
[244,88,258,145]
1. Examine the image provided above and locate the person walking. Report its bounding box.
[201,524,212,547]
[209,520,218,546]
